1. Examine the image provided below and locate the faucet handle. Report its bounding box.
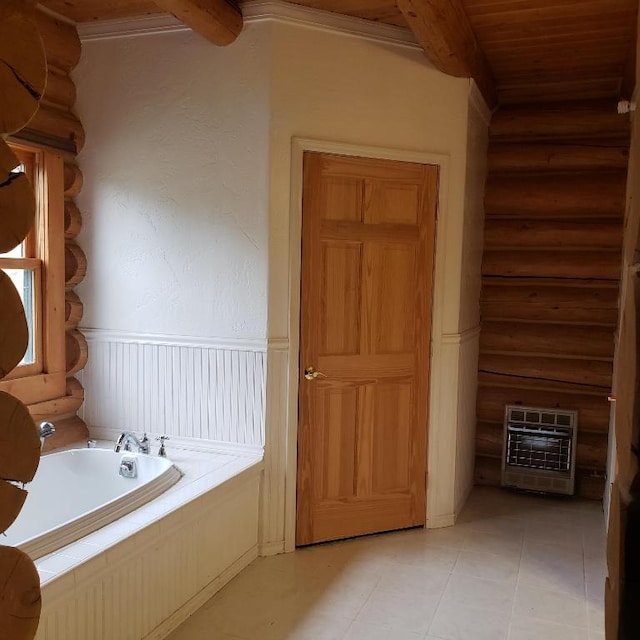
[156,435,170,457]
[139,432,151,454]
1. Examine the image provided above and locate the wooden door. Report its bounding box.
[296,151,438,546]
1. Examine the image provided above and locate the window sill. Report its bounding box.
[0,371,66,405]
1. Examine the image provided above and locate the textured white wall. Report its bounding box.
[261,21,489,548]
[74,24,271,340]
[268,22,471,340]
[459,91,490,334]
[73,15,489,548]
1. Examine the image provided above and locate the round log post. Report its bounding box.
[1,6,47,639]
[0,272,29,378]
[65,290,83,328]
[0,482,27,535]
[65,330,88,377]
[42,67,76,110]
[31,9,81,72]
[63,161,83,197]
[0,12,47,134]
[0,546,41,640]
[64,199,82,239]
[26,103,85,152]
[64,241,87,288]
[66,376,84,401]
[0,140,36,254]
[0,392,40,484]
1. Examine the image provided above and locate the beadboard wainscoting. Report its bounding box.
[454,329,481,515]
[426,327,481,529]
[80,331,267,449]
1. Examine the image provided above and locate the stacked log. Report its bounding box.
[24,10,84,153]
[476,100,630,499]
[59,156,88,451]
[0,5,45,637]
[11,7,89,451]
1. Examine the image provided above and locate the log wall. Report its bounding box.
[17,8,88,450]
[475,99,630,499]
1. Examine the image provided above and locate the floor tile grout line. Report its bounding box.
[423,535,465,638]
[165,489,606,640]
[582,528,591,636]
[341,568,382,638]
[506,522,526,640]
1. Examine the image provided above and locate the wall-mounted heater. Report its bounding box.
[502,405,578,496]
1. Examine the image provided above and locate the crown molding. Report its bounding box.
[242,0,419,49]
[77,14,187,41]
[78,0,420,51]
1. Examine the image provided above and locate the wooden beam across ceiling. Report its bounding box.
[396,0,497,107]
[39,0,243,46]
[153,0,243,45]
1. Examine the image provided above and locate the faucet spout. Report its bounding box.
[114,432,150,454]
[39,421,56,447]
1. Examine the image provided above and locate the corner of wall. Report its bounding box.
[449,83,490,516]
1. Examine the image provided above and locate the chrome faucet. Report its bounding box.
[114,432,150,454]
[39,421,56,447]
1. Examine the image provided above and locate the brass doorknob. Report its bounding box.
[304,366,326,380]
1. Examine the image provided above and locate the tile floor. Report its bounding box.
[166,487,606,640]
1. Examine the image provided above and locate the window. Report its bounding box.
[0,146,42,377]
[0,142,66,405]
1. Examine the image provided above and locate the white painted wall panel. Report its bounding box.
[80,333,266,446]
[455,332,481,514]
[73,24,271,340]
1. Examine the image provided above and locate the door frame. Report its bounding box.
[284,138,453,552]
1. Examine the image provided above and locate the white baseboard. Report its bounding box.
[143,545,259,640]
[426,513,456,529]
[259,540,286,557]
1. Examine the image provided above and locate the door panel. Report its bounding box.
[297,151,438,546]
[371,381,413,493]
[323,178,364,222]
[366,182,421,225]
[320,243,362,355]
[366,244,417,354]
[317,386,358,501]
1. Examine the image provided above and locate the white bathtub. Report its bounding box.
[33,447,262,640]
[3,448,182,560]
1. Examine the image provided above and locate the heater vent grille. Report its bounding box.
[502,405,578,495]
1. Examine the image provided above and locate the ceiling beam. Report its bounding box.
[396,0,497,108]
[153,0,243,46]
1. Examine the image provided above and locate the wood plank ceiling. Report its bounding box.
[39,0,637,106]
[463,0,638,104]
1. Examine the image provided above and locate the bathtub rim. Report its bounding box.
[17,448,183,561]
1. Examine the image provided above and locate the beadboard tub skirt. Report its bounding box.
[34,451,263,640]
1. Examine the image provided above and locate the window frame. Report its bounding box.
[0,146,43,378]
[0,143,66,405]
